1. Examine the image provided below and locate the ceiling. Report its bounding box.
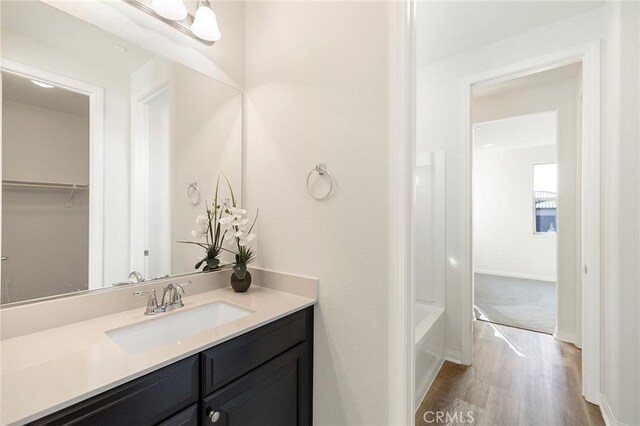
[1,0,153,74]
[473,111,557,150]
[473,62,582,98]
[2,72,89,117]
[417,1,605,65]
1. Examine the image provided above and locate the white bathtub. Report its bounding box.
[415,301,445,410]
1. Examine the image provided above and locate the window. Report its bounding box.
[533,163,557,233]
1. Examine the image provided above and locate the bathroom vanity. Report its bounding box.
[0,274,317,426]
[31,307,313,426]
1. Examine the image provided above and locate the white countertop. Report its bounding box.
[0,285,316,425]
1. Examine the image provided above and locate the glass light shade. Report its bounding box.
[151,0,188,21]
[191,5,221,41]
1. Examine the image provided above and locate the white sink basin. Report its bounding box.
[106,301,253,354]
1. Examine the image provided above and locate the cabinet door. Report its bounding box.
[201,343,310,426]
[30,355,199,426]
[158,403,198,426]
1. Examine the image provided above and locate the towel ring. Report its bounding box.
[306,163,333,200]
[187,182,200,206]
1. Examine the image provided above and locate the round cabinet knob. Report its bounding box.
[209,410,220,423]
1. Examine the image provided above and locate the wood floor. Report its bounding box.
[415,321,604,426]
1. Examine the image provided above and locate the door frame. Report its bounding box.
[388,0,416,425]
[460,41,601,404]
[130,83,171,277]
[1,59,105,290]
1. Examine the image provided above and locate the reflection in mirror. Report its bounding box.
[0,0,242,305]
[2,74,91,303]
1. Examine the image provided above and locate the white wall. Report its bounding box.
[473,144,557,281]
[244,2,390,424]
[600,2,640,425]
[416,6,604,360]
[146,90,172,279]
[415,151,446,307]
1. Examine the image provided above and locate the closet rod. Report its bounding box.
[2,180,89,190]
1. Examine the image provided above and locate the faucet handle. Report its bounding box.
[134,289,160,315]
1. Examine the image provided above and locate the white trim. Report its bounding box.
[414,357,444,412]
[461,79,474,366]
[461,41,601,402]
[1,59,105,289]
[388,0,416,425]
[130,83,171,276]
[553,329,578,345]
[474,269,555,283]
[444,348,462,364]
[579,41,601,405]
[600,393,631,426]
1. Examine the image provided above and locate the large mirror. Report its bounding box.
[1,1,242,304]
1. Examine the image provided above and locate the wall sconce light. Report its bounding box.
[123,0,220,45]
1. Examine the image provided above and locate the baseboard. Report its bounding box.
[474,269,555,283]
[444,348,462,364]
[600,393,633,426]
[553,329,577,345]
[415,357,445,412]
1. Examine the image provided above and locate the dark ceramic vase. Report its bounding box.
[230,271,252,293]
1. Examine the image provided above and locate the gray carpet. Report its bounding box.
[474,273,556,334]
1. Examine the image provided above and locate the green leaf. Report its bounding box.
[233,262,247,280]
[178,241,209,250]
[206,258,220,269]
[221,172,236,207]
[195,257,206,269]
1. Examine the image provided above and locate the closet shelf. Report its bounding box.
[2,180,89,190]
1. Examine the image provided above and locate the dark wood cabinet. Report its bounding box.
[201,343,309,426]
[32,307,313,426]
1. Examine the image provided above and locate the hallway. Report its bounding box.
[415,321,604,425]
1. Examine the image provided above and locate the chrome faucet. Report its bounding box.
[133,281,191,315]
[161,282,186,312]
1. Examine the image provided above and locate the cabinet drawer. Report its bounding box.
[201,309,308,395]
[31,355,199,426]
[158,403,198,426]
[201,344,309,426]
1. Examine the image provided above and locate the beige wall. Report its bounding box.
[3,100,89,184]
[244,2,390,424]
[1,100,89,303]
[171,63,242,273]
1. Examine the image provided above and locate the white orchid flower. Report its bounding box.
[191,229,206,239]
[218,216,234,225]
[228,207,247,215]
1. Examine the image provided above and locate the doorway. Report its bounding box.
[472,108,561,335]
[461,44,601,404]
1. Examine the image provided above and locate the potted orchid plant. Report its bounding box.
[180,174,234,271]
[219,202,258,292]
[180,173,258,292]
